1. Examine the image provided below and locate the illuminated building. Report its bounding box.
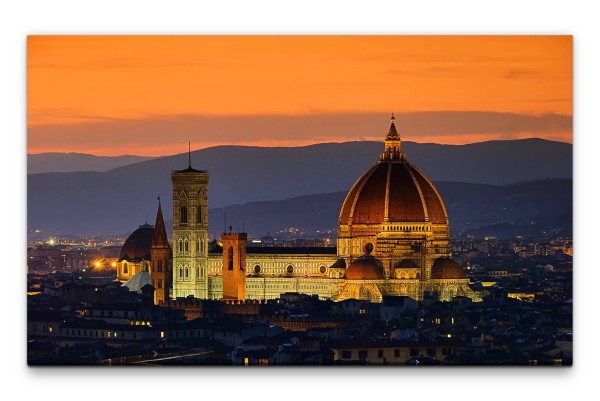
[116,199,172,304]
[119,116,479,303]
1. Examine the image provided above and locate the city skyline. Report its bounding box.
[26,34,573,369]
[28,36,572,156]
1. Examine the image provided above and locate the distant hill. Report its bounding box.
[205,178,572,240]
[28,152,155,174]
[27,139,572,236]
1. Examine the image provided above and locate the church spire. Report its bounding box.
[152,196,170,249]
[380,114,406,161]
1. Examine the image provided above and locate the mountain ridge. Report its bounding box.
[27,139,572,236]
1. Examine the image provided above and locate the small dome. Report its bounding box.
[394,259,420,269]
[346,254,385,280]
[430,258,467,279]
[123,271,153,293]
[118,224,154,262]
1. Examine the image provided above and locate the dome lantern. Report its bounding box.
[380,113,406,161]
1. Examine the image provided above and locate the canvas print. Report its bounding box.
[27,36,572,366]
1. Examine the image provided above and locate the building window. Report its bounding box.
[184,240,189,253]
[180,206,188,224]
[358,350,368,360]
[287,265,294,274]
[410,348,419,357]
[123,262,128,274]
[197,206,202,225]
[254,265,261,274]
[378,349,384,358]
[157,260,163,273]
[341,350,351,359]
[158,279,163,289]
[394,349,400,358]
[228,247,234,270]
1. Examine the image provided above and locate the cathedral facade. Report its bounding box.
[117,117,479,303]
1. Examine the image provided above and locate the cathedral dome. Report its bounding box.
[118,224,154,262]
[430,258,467,280]
[338,116,447,228]
[339,160,447,226]
[345,254,385,280]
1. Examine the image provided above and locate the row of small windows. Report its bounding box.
[340,348,451,359]
[251,265,327,274]
[385,225,428,232]
[178,266,204,279]
[179,206,204,225]
[246,283,330,291]
[178,239,205,254]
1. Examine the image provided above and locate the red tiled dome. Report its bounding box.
[430,258,467,279]
[339,160,447,226]
[345,255,385,280]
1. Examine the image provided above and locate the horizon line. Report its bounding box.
[27,136,572,158]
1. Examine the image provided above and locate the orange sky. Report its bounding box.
[27,36,572,156]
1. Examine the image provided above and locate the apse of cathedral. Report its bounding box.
[116,117,480,304]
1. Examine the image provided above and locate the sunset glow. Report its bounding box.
[27,36,572,156]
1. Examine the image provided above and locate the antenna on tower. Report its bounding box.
[188,142,191,168]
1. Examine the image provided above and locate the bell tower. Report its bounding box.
[171,144,210,299]
[221,230,247,300]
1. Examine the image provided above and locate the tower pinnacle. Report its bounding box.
[380,114,405,161]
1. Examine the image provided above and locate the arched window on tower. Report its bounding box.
[180,205,188,225]
[197,206,202,225]
[228,247,234,270]
[123,262,128,274]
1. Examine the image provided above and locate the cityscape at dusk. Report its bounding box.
[26,34,573,371]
